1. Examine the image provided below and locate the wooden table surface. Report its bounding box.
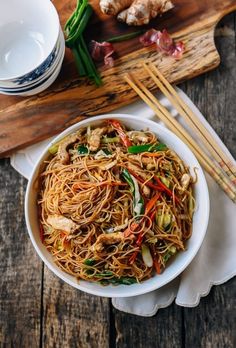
[0,13,235,348]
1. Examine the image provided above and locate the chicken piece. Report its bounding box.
[129,155,159,167]
[88,127,107,152]
[127,131,150,144]
[92,232,124,252]
[181,173,191,190]
[118,0,173,26]
[142,185,151,197]
[47,214,79,234]
[100,0,133,15]
[58,134,78,165]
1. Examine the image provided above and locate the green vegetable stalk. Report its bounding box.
[122,168,144,216]
[64,0,102,86]
[127,143,167,154]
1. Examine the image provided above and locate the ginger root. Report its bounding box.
[100,0,173,26]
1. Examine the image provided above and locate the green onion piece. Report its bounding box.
[101,137,120,144]
[163,246,177,264]
[65,0,88,37]
[66,4,93,47]
[127,143,167,154]
[100,277,137,285]
[163,214,172,228]
[106,30,145,43]
[153,143,167,151]
[72,46,86,76]
[78,145,89,155]
[128,144,152,154]
[111,277,137,285]
[102,149,112,156]
[160,176,170,188]
[84,259,96,266]
[79,36,102,86]
[64,0,82,33]
[48,143,59,155]
[94,271,114,278]
[163,252,172,264]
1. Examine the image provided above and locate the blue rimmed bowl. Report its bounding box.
[0,0,60,90]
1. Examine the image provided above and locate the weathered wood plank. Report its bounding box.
[112,12,235,348]
[183,279,236,348]
[1,0,236,157]
[0,159,42,348]
[42,268,110,348]
[113,304,183,348]
[183,12,236,158]
[181,12,236,348]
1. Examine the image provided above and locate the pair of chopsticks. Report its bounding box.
[124,62,236,203]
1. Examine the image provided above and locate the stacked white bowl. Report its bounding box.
[0,0,65,96]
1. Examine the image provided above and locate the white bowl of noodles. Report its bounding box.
[25,114,209,298]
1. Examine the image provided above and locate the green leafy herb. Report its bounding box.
[100,277,137,286]
[77,145,89,155]
[84,259,96,266]
[94,271,114,278]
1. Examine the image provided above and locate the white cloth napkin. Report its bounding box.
[10,88,236,317]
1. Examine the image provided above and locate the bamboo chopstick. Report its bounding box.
[124,73,236,203]
[143,62,236,185]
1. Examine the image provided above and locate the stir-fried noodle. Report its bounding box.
[38,120,195,285]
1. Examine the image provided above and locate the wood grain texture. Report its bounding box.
[42,268,110,348]
[0,11,235,348]
[113,305,183,348]
[0,161,42,348]
[0,0,236,157]
[184,279,236,348]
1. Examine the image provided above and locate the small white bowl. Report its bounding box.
[0,29,62,91]
[0,29,65,96]
[25,115,210,298]
[0,0,60,88]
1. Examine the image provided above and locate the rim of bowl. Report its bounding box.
[0,29,64,91]
[25,114,210,298]
[0,37,65,95]
[0,0,60,81]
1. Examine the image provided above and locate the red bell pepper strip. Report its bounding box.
[149,208,157,222]
[128,193,161,263]
[153,175,180,204]
[145,192,161,216]
[129,250,139,264]
[108,119,132,147]
[124,192,160,238]
[126,169,164,191]
[124,221,139,238]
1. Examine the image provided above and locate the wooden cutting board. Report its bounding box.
[0,0,235,157]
